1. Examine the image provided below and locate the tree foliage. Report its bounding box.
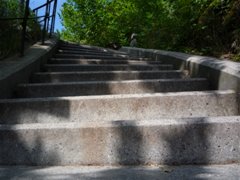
[0,0,41,59]
[0,0,22,58]
[60,0,240,56]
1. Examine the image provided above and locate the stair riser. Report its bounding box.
[58,48,129,56]
[0,91,237,124]
[0,117,239,166]
[31,71,183,83]
[58,49,128,55]
[60,44,104,50]
[57,51,125,57]
[59,45,120,53]
[16,79,209,98]
[54,54,127,59]
[44,65,173,72]
[59,47,124,52]
[49,59,162,65]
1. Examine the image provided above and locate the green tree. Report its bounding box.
[0,0,42,59]
[60,0,240,58]
[0,0,21,58]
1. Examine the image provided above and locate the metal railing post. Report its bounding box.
[20,0,30,56]
[50,0,58,38]
[46,0,51,34]
[42,0,50,45]
[1,0,58,57]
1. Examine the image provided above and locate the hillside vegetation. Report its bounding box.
[60,0,240,61]
[0,0,41,60]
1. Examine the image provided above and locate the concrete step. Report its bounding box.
[0,91,237,124]
[54,53,128,60]
[57,50,127,57]
[31,71,184,83]
[58,47,119,52]
[60,43,103,49]
[58,48,128,55]
[58,47,130,57]
[57,51,129,57]
[60,44,121,52]
[0,116,240,165]
[16,78,209,98]
[1,164,240,179]
[49,58,162,65]
[59,45,124,50]
[52,56,151,61]
[44,64,173,72]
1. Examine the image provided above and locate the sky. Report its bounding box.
[29,0,67,31]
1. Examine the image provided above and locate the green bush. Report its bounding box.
[0,0,41,60]
[60,0,240,57]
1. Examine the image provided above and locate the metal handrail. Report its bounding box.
[0,0,58,56]
[0,15,52,21]
[32,0,55,12]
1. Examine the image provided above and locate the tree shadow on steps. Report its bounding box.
[0,98,71,124]
[1,165,236,179]
[0,98,71,176]
[112,118,210,166]
[0,118,228,179]
[0,133,59,166]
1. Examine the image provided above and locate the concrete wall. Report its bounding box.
[120,47,240,92]
[0,38,59,99]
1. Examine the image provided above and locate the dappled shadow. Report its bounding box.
[112,120,144,165]
[0,98,71,124]
[0,80,72,172]
[0,125,63,179]
[0,132,59,166]
[1,165,240,179]
[0,96,71,172]
[111,118,211,166]
[0,118,217,179]
[1,41,237,179]
[161,118,209,165]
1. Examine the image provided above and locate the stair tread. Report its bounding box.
[16,78,209,98]
[21,78,207,86]
[1,116,239,128]
[1,40,238,167]
[34,70,183,75]
[49,59,159,64]
[0,116,239,166]
[1,90,235,101]
[1,90,237,124]
[45,64,171,67]
[51,57,151,61]
[44,64,174,72]
[1,164,240,179]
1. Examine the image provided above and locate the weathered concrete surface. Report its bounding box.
[0,38,59,99]
[49,58,161,65]
[120,47,240,92]
[1,164,240,180]
[0,116,240,165]
[16,78,208,98]
[44,64,173,72]
[57,50,129,57]
[54,53,129,59]
[0,91,238,124]
[31,71,184,83]
[59,43,128,55]
[58,47,128,55]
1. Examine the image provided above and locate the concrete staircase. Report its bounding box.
[0,42,239,178]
